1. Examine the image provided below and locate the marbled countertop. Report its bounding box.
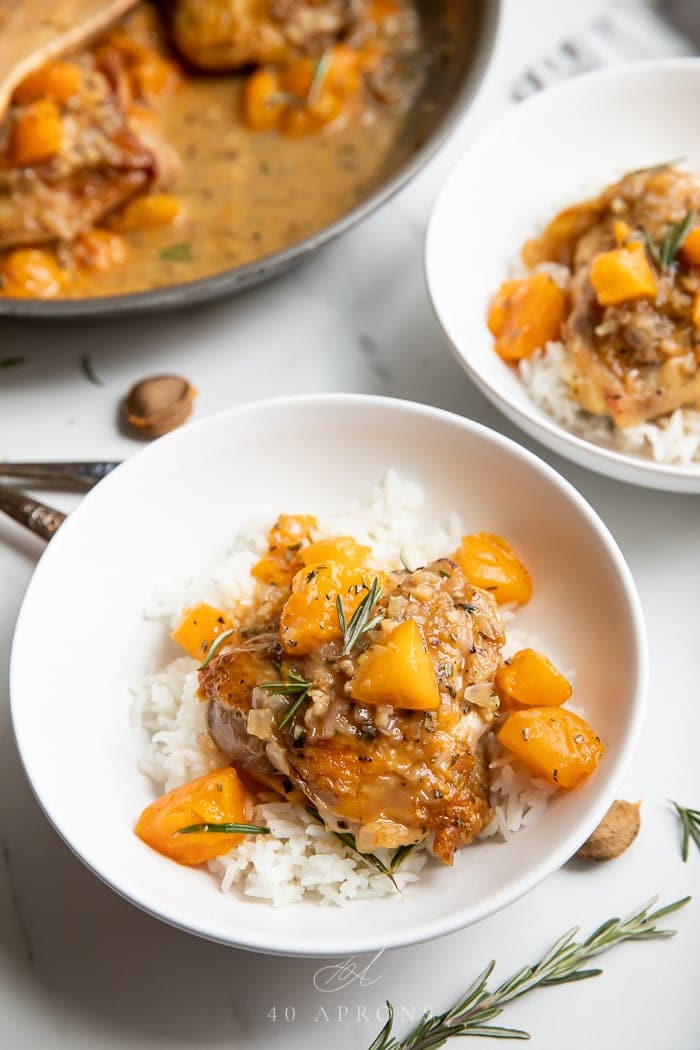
[1,1,698,1047]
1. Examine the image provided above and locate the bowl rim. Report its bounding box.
[425,57,700,492]
[10,394,648,955]
[0,1,501,320]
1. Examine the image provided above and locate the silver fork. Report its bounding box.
[0,461,119,540]
[512,2,697,101]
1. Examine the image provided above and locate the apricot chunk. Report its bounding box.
[488,273,567,362]
[589,242,657,306]
[280,564,380,656]
[251,514,317,587]
[9,98,63,166]
[497,707,604,788]
[14,61,82,105]
[1,249,63,298]
[495,649,572,708]
[350,618,440,710]
[171,603,234,661]
[455,533,533,606]
[681,225,700,266]
[135,767,250,865]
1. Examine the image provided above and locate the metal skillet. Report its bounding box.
[0,0,500,319]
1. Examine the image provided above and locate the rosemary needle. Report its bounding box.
[337,577,384,656]
[368,896,690,1047]
[177,822,270,835]
[671,800,700,861]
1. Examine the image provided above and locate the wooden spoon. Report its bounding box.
[0,0,140,116]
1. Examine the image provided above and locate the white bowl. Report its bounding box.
[426,59,700,493]
[10,395,647,955]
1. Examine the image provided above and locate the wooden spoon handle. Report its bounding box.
[0,0,140,115]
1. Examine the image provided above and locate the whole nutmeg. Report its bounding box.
[123,374,196,438]
[578,800,641,862]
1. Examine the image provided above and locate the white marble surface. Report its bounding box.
[1,1,699,1047]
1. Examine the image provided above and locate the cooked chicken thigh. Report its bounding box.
[200,559,505,864]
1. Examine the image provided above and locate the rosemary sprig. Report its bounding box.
[262,669,312,729]
[198,628,238,669]
[160,242,193,263]
[651,210,696,269]
[671,800,700,861]
[337,577,384,656]
[628,158,684,176]
[367,896,690,1048]
[305,806,414,885]
[176,822,270,835]
[308,47,333,104]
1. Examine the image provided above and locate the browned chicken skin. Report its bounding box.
[200,559,505,864]
[560,168,700,427]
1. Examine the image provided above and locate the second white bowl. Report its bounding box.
[426,59,700,493]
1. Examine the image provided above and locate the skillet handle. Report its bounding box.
[0,486,66,541]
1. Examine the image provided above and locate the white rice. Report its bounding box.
[133,472,571,906]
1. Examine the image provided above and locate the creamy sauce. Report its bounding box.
[68,76,410,297]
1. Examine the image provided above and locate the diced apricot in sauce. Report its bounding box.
[14,61,82,105]
[497,707,604,788]
[130,56,179,101]
[9,98,63,166]
[115,194,180,230]
[136,767,249,865]
[242,68,285,131]
[350,618,440,710]
[589,242,657,307]
[495,649,572,708]
[300,536,371,570]
[251,514,317,587]
[521,201,601,268]
[488,273,566,362]
[693,292,700,331]
[73,230,129,271]
[280,564,382,656]
[172,603,234,660]
[1,249,63,298]
[455,533,533,606]
[681,225,700,266]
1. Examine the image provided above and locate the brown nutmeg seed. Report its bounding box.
[123,374,195,438]
[578,800,641,862]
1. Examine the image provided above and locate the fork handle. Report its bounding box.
[0,486,66,540]
[0,461,119,489]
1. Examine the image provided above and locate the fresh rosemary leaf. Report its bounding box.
[628,158,684,176]
[671,800,700,861]
[642,229,661,268]
[308,47,333,104]
[278,689,310,730]
[659,210,695,268]
[176,822,270,835]
[262,670,312,729]
[160,242,193,262]
[337,576,383,656]
[198,628,238,669]
[367,895,689,1048]
[304,806,412,884]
